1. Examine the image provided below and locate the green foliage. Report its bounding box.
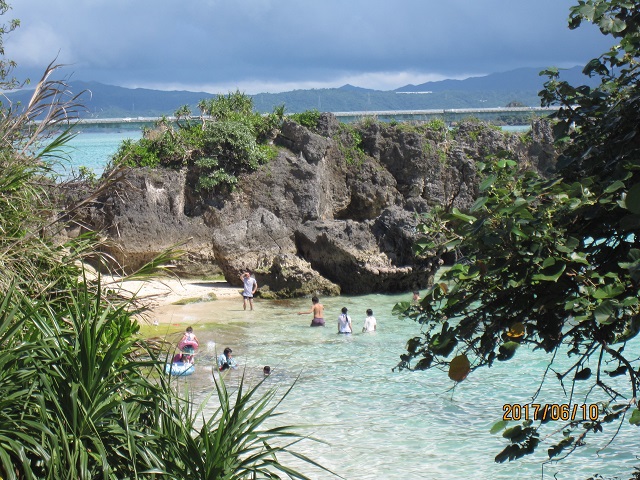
[289,108,322,130]
[112,137,161,168]
[76,165,97,185]
[155,375,335,479]
[356,115,381,129]
[0,9,328,478]
[426,118,447,133]
[0,1,19,90]
[335,123,366,166]
[111,91,284,193]
[396,0,640,470]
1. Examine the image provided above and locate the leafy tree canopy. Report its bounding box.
[395,0,640,470]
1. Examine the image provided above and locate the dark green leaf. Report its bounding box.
[532,262,566,282]
[594,301,615,324]
[574,368,592,380]
[624,183,640,214]
[479,174,497,191]
[592,284,625,299]
[450,208,476,223]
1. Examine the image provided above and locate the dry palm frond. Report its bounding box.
[1,60,89,157]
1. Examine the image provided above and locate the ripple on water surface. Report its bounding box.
[146,292,640,478]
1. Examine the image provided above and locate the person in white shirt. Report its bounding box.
[362,309,377,333]
[241,271,258,310]
[337,307,352,334]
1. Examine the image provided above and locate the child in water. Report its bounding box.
[218,347,238,371]
[338,307,352,334]
[298,296,325,327]
[178,326,199,363]
[362,308,377,333]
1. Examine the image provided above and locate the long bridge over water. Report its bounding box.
[74,106,559,130]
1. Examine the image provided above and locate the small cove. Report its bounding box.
[75,127,639,478]
[142,293,640,479]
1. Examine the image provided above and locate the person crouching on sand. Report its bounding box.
[298,296,325,327]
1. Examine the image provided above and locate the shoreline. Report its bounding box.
[104,276,242,324]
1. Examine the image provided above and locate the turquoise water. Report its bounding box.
[73,129,638,479]
[51,129,142,177]
[149,294,640,480]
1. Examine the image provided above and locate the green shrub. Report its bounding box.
[335,124,366,166]
[110,91,284,193]
[289,108,322,129]
[426,118,447,133]
[112,138,161,168]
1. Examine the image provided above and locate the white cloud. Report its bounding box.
[6,22,75,67]
[6,0,615,94]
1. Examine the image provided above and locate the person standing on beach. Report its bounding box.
[362,308,377,333]
[298,296,325,327]
[337,307,352,334]
[241,271,258,310]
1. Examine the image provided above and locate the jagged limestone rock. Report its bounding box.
[68,116,556,297]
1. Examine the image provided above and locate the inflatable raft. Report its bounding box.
[165,361,195,376]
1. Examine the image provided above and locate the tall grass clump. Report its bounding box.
[0,3,331,478]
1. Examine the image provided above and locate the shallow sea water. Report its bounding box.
[69,128,639,479]
[50,129,142,177]
[143,293,640,480]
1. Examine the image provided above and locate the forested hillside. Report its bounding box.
[7,66,591,118]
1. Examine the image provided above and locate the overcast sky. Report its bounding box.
[6,0,613,94]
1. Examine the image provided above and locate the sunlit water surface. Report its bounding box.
[65,128,639,479]
[143,294,640,480]
[51,129,142,177]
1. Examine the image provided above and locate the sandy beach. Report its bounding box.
[104,275,242,324]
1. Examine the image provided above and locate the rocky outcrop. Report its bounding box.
[70,114,556,297]
[73,167,219,276]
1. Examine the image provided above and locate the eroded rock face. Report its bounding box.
[295,214,429,294]
[73,167,219,276]
[210,207,296,280]
[253,254,341,299]
[71,116,557,297]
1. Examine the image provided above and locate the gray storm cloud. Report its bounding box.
[6,0,612,93]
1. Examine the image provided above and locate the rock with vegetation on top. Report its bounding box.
[68,114,557,297]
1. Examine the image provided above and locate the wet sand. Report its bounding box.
[104,276,243,324]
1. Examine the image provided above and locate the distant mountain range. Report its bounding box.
[7,66,594,119]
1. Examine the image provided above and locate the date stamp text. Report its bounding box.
[502,403,599,422]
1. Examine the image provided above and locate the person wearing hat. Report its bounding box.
[217,347,237,371]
